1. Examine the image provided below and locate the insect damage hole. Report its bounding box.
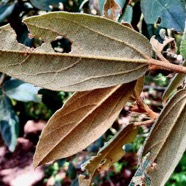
[51,36,72,53]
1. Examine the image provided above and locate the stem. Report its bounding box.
[133,90,159,119]
[148,58,186,74]
[134,119,154,127]
[135,97,159,119]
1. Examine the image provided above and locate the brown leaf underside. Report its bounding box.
[34,82,136,167]
[141,90,186,186]
[0,12,151,91]
[80,124,138,186]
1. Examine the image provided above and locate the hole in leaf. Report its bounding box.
[157,17,161,24]
[51,36,72,53]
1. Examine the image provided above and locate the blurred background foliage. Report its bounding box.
[0,0,185,185]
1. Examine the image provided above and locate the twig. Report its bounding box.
[135,96,159,119]
[134,119,155,127]
[148,58,186,74]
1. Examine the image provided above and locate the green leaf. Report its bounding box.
[181,22,186,59]
[4,79,41,102]
[0,12,151,91]
[80,124,138,186]
[140,89,186,186]
[129,155,151,186]
[3,79,25,90]
[119,5,133,23]
[30,0,67,11]
[0,1,15,23]
[162,61,186,103]
[0,90,19,152]
[33,82,136,167]
[141,0,186,32]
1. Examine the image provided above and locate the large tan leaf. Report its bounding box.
[140,89,186,186]
[34,82,135,167]
[0,12,151,91]
[79,124,138,186]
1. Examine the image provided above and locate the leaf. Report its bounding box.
[140,89,186,186]
[30,0,67,11]
[3,79,41,102]
[103,0,121,21]
[181,21,186,59]
[0,89,19,152]
[0,133,4,147]
[0,1,15,23]
[33,82,136,167]
[150,35,175,54]
[99,0,126,15]
[119,5,133,23]
[80,124,138,186]
[141,0,186,32]
[133,76,144,98]
[0,12,151,91]
[162,61,186,103]
[129,155,151,186]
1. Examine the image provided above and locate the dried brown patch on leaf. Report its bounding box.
[140,89,186,186]
[0,12,151,91]
[79,124,138,186]
[150,35,174,55]
[103,0,121,21]
[34,82,136,168]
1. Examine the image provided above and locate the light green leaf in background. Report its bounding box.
[99,0,126,14]
[0,0,15,23]
[0,12,151,92]
[0,90,19,152]
[181,21,186,59]
[141,0,186,32]
[119,5,133,23]
[4,79,41,102]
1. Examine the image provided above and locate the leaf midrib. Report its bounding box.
[36,85,125,165]
[25,15,151,59]
[0,50,149,64]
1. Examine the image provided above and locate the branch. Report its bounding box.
[134,119,155,127]
[135,97,159,119]
[148,58,186,74]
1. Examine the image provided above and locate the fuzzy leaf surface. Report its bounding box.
[0,12,151,91]
[80,124,138,186]
[141,89,186,186]
[34,82,135,167]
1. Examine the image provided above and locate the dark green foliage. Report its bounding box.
[30,0,67,11]
[141,0,186,32]
[0,92,19,151]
